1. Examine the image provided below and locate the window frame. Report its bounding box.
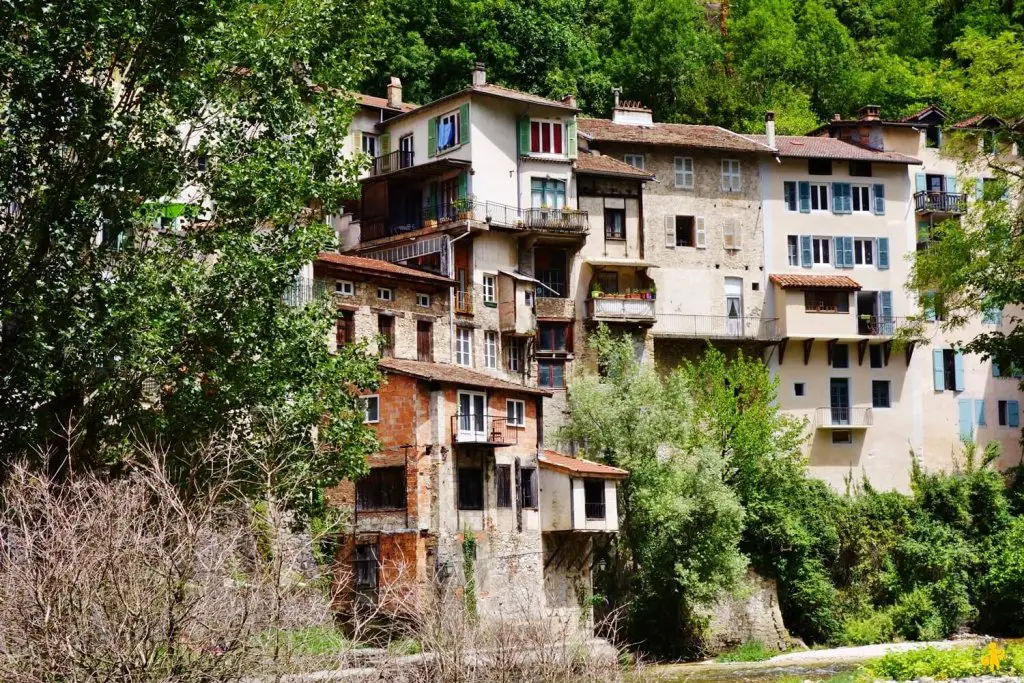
[871,380,891,408]
[851,184,872,213]
[832,430,853,445]
[457,466,484,510]
[809,183,830,212]
[811,236,831,265]
[519,467,538,509]
[436,110,461,152]
[721,159,741,192]
[869,344,884,369]
[604,207,626,240]
[483,331,498,369]
[808,158,833,175]
[362,395,380,424]
[537,322,570,353]
[354,544,379,590]
[377,286,393,301]
[506,399,526,427]
[361,133,379,157]
[832,344,850,369]
[583,479,606,520]
[794,382,806,397]
[507,337,523,372]
[483,274,497,304]
[456,327,473,367]
[623,153,645,170]
[804,290,849,313]
[530,177,567,210]
[538,358,566,388]
[784,181,798,211]
[854,238,875,266]
[416,293,430,307]
[849,161,872,177]
[529,119,566,156]
[675,215,695,247]
[787,235,800,266]
[674,156,694,189]
[335,280,355,296]
[356,466,407,511]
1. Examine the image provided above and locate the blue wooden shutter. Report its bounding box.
[975,399,986,426]
[877,237,889,270]
[458,103,470,144]
[915,173,926,192]
[880,290,893,319]
[800,235,812,267]
[833,237,843,267]
[798,182,811,213]
[844,237,854,268]
[1010,401,1021,428]
[959,399,974,439]
[872,184,885,215]
[945,175,957,193]
[954,351,965,391]
[831,183,843,214]
[933,349,945,390]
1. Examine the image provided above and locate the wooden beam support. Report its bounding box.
[778,338,788,365]
[858,339,869,366]
[803,338,814,366]
[903,340,914,365]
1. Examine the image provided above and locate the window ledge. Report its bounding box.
[435,142,466,157]
[356,507,408,513]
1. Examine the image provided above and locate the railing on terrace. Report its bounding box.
[283,277,328,307]
[522,208,589,234]
[585,297,656,321]
[451,414,518,446]
[914,191,966,214]
[658,315,779,341]
[368,150,415,176]
[359,200,588,242]
[455,287,474,315]
[857,315,911,336]
[815,407,873,428]
[584,501,606,521]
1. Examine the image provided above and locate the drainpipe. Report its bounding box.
[448,229,472,362]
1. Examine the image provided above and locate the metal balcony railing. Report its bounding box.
[658,315,779,341]
[368,150,415,176]
[451,414,518,446]
[815,407,873,428]
[584,502,606,521]
[522,208,589,235]
[282,277,328,307]
[455,287,474,315]
[914,191,966,214]
[585,297,656,321]
[857,315,910,336]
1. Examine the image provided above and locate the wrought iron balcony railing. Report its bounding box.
[585,297,656,321]
[367,150,415,176]
[451,414,518,446]
[914,191,966,214]
[857,315,910,336]
[584,502,606,520]
[521,208,589,235]
[658,315,779,341]
[815,407,873,428]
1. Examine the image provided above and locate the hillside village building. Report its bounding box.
[313,63,1023,624]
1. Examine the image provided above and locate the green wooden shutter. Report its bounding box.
[427,116,438,157]
[380,133,391,156]
[877,237,889,270]
[518,117,531,156]
[798,182,811,213]
[458,171,468,200]
[872,184,885,215]
[567,119,578,159]
[458,103,470,145]
[933,349,945,390]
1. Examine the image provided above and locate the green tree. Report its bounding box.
[0,0,382,515]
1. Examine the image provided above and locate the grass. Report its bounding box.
[715,641,777,663]
[258,625,350,656]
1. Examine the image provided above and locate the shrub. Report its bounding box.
[868,646,983,681]
[837,610,895,646]
[715,640,776,662]
[979,516,1024,634]
[889,588,944,641]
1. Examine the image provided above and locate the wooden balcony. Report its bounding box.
[815,407,873,429]
[914,191,966,214]
[585,296,656,324]
[451,414,518,446]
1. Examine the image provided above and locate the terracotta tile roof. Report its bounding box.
[357,93,417,113]
[747,135,921,164]
[901,104,947,123]
[539,450,629,479]
[578,118,770,153]
[573,152,655,179]
[469,83,577,110]
[949,113,1009,130]
[315,252,455,286]
[769,273,862,291]
[379,357,553,397]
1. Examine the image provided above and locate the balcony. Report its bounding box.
[585,501,606,521]
[655,315,779,341]
[361,199,521,243]
[815,407,873,429]
[521,208,589,236]
[914,191,966,214]
[585,296,656,324]
[451,414,518,446]
[368,150,415,177]
[857,315,910,336]
[283,277,328,307]
[455,287,474,315]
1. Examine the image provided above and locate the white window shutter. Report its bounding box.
[665,215,675,248]
[723,220,734,249]
[734,220,743,249]
[695,217,707,248]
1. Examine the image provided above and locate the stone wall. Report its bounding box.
[700,569,790,654]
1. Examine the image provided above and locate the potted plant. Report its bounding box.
[456,196,474,220]
[590,282,603,299]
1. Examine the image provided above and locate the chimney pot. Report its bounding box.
[765,111,777,150]
[386,76,402,109]
[472,62,486,86]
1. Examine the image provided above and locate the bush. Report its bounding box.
[867,643,1024,681]
[979,516,1024,634]
[889,588,944,641]
[715,641,776,663]
[837,610,895,646]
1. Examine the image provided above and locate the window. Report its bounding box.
[336,311,355,348]
[457,467,484,510]
[808,158,832,175]
[810,184,829,212]
[506,399,525,427]
[674,157,694,188]
[520,467,538,509]
[926,127,941,149]
[943,349,957,391]
[812,237,831,264]
[535,247,567,297]
[377,315,394,357]
[623,153,644,169]
[356,467,406,510]
[399,134,414,166]
[832,344,850,368]
[496,465,513,508]
[417,320,433,362]
[484,331,498,369]
[377,287,393,301]
[675,216,695,247]
[849,161,872,177]
[597,271,618,295]
[869,344,884,368]
[530,177,566,209]
[354,544,379,589]
[525,290,534,306]
[538,322,570,353]
[483,274,496,304]
[805,290,849,313]
[723,220,741,250]
[787,235,800,266]
[872,381,891,408]
[362,395,380,423]
[507,338,523,372]
[851,185,872,213]
[832,430,853,445]
[437,110,460,151]
[335,280,354,296]
[456,328,473,366]
[538,359,565,388]
[604,208,625,239]
[361,134,378,157]
[416,293,430,307]
[998,400,1020,427]
[721,159,741,191]
[794,382,805,397]
[854,238,874,265]
[784,181,798,211]
[196,155,208,173]
[530,120,564,155]
[584,480,606,520]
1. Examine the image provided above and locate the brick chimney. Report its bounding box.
[472,62,486,86]
[765,111,776,150]
[386,76,402,109]
[858,104,881,121]
[562,93,577,109]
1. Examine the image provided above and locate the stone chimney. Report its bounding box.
[611,89,653,126]
[765,111,776,150]
[472,62,486,86]
[386,76,402,109]
[858,104,881,121]
[562,93,577,109]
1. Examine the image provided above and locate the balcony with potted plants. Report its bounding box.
[585,285,657,325]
